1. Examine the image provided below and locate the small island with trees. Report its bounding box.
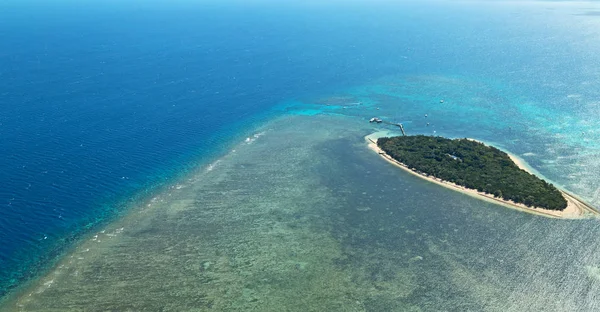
[366,132,599,218]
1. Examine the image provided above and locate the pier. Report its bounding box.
[369,117,406,136]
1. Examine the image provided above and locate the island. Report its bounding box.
[366,132,599,219]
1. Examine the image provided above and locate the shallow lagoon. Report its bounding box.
[4,109,600,311]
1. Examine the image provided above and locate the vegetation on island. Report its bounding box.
[377,135,567,210]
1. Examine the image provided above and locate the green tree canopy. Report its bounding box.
[377,135,567,210]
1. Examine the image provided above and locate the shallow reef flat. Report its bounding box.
[4,115,421,311]
[5,115,600,312]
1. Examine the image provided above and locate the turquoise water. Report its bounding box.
[2,0,600,310]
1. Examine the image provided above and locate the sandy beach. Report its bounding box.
[366,132,599,219]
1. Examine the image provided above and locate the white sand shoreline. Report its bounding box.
[366,132,599,219]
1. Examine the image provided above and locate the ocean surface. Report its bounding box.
[2,0,600,310]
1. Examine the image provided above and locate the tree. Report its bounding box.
[377,135,567,210]
[493,190,503,198]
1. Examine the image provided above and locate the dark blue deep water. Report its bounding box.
[0,0,430,296]
[2,0,600,302]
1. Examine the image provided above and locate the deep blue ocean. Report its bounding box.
[0,0,425,296]
[2,0,600,302]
